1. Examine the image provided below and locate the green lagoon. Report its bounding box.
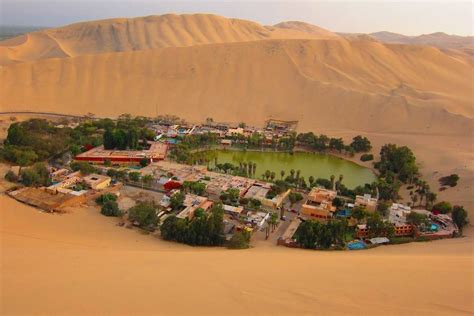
[208,150,376,189]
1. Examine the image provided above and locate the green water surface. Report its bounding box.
[207,150,376,189]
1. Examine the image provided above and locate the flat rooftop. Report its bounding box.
[75,142,168,161]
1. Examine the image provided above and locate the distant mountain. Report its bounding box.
[368,31,474,57]
[0,25,46,41]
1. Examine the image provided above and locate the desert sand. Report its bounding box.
[1,194,473,315]
[0,13,473,315]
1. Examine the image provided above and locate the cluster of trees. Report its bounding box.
[288,192,303,207]
[170,192,185,210]
[432,201,453,214]
[96,193,121,217]
[296,133,372,154]
[451,206,469,234]
[236,161,257,178]
[70,161,97,175]
[128,201,159,230]
[351,207,394,237]
[211,160,258,178]
[294,219,348,249]
[350,136,372,153]
[266,180,290,199]
[1,116,156,168]
[238,197,262,210]
[228,230,251,249]
[220,188,240,205]
[406,212,429,226]
[375,144,418,183]
[408,179,437,209]
[103,127,148,150]
[101,114,155,150]
[168,133,219,164]
[1,119,73,166]
[182,181,206,196]
[160,204,225,246]
[365,213,395,238]
[227,132,296,151]
[16,163,51,187]
[106,168,153,186]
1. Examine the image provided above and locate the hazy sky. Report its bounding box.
[1,0,472,36]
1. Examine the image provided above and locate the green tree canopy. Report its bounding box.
[128,201,159,229]
[451,206,468,235]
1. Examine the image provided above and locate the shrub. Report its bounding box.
[128,171,141,182]
[70,161,96,175]
[374,144,418,183]
[451,205,468,235]
[360,154,374,162]
[128,201,159,229]
[160,204,225,246]
[406,212,428,226]
[228,231,251,249]
[350,136,372,153]
[288,192,303,206]
[96,193,117,205]
[4,170,18,182]
[432,201,452,214]
[140,158,150,168]
[439,174,459,187]
[101,200,121,217]
[20,163,51,187]
[170,192,185,210]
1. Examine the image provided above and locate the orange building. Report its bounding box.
[355,223,414,238]
[300,187,337,221]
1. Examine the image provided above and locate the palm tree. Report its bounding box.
[414,179,429,206]
[270,171,276,182]
[296,170,301,181]
[330,175,335,190]
[290,169,295,179]
[248,162,253,176]
[265,170,271,180]
[426,192,437,208]
[309,176,315,187]
[252,163,257,177]
[280,170,285,180]
[336,174,344,191]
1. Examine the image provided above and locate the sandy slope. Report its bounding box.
[0,14,338,65]
[1,195,473,315]
[368,31,474,58]
[0,14,473,314]
[1,38,472,124]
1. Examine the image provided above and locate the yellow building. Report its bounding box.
[83,174,111,190]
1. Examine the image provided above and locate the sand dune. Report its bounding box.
[0,14,338,64]
[1,195,473,315]
[0,13,473,315]
[1,37,472,132]
[368,31,474,58]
